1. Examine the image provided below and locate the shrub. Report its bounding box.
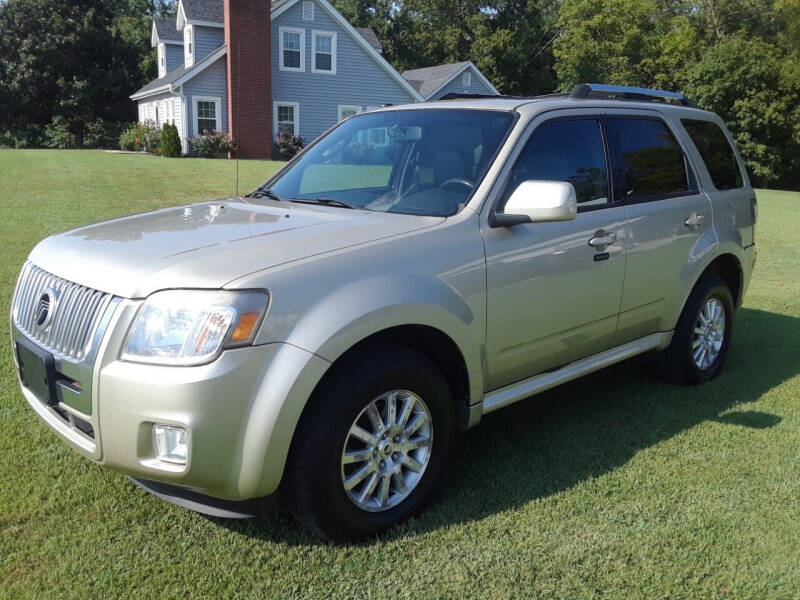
[276,133,304,159]
[188,131,237,158]
[160,123,182,157]
[119,121,161,152]
[85,120,128,149]
[44,116,74,149]
[119,126,137,151]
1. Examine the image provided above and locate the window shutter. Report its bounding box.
[463,71,472,87]
[303,1,314,21]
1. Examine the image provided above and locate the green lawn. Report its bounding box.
[1,150,799,599]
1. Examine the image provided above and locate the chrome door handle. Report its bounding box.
[588,231,617,248]
[684,213,706,228]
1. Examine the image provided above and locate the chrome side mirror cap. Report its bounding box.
[491,180,578,227]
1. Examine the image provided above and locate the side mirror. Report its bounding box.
[491,180,578,227]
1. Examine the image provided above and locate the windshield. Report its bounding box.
[265,109,515,217]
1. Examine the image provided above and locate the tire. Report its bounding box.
[286,344,456,542]
[662,272,734,385]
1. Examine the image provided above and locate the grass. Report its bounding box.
[1,149,799,599]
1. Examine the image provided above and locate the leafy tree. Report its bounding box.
[684,35,800,187]
[0,0,147,146]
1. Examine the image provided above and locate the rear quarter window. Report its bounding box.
[681,119,743,190]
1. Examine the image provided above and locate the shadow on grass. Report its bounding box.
[222,307,797,545]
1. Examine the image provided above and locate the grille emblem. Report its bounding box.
[34,287,58,332]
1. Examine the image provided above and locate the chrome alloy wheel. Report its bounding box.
[693,297,726,370]
[341,390,433,512]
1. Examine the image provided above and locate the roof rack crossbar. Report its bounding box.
[570,83,693,106]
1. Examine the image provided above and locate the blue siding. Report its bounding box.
[194,25,224,61]
[431,65,497,100]
[182,55,228,138]
[271,0,417,142]
[165,44,183,72]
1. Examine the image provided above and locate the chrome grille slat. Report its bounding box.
[12,262,112,362]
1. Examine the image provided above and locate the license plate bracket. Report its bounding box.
[16,337,58,406]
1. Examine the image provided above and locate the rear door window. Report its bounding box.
[608,118,691,201]
[681,119,743,190]
[506,118,609,208]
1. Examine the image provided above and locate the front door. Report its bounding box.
[482,113,627,390]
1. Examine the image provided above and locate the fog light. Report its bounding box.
[153,424,188,464]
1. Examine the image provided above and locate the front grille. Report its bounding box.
[12,262,113,362]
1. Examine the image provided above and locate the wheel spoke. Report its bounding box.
[358,472,379,504]
[366,403,384,432]
[350,425,378,447]
[693,337,703,349]
[397,396,414,427]
[378,474,391,506]
[405,412,428,437]
[406,435,431,451]
[342,448,373,465]
[386,392,397,427]
[392,471,408,495]
[344,463,374,490]
[402,454,424,473]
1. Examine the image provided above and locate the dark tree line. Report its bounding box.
[1,0,799,189]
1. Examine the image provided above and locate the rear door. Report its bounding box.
[680,117,755,249]
[606,109,716,344]
[482,111,628,390]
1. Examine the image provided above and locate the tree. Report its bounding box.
[0,0,165,147]
[684,35,800,187]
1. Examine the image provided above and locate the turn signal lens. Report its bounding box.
[231,312,260,343]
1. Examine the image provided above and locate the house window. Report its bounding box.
[303,1,314,21]
[274,102,299,138]
[280,28,305,72]
[194,97,220,135]
[338,105,360,121]
[462,70,472,87]
[312,31,336,74]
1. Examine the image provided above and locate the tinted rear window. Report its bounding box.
[609,118,689,200]
[681,119,743,190]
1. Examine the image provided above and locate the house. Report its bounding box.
[131,0,500,158]
[401,61,500,101]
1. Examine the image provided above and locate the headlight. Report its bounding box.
[121,290,269,366]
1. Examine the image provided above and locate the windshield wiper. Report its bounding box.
[289,197,361,210]
[247,188,286,202]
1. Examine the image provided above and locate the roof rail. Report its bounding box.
[570,83,694,107]
[438,92,518,101]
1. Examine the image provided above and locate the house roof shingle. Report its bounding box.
[401,61,472,99]
[354,27,382,53]
[181,0,224,24]
[154,17,182,42]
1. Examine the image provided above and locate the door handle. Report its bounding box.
[684,213,706,228]
[588,230,617,248]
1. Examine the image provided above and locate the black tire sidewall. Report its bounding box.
[671,274,734,384]
[289,345,455,541]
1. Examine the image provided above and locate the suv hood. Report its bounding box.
[28,198,444,298]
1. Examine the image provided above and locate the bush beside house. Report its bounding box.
[188,132,237,158]
[160,124,181,158]
[276,134,304,160]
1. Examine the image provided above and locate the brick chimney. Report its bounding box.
[224,0,271,159]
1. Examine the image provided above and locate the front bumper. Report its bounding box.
[12,295,331,504]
